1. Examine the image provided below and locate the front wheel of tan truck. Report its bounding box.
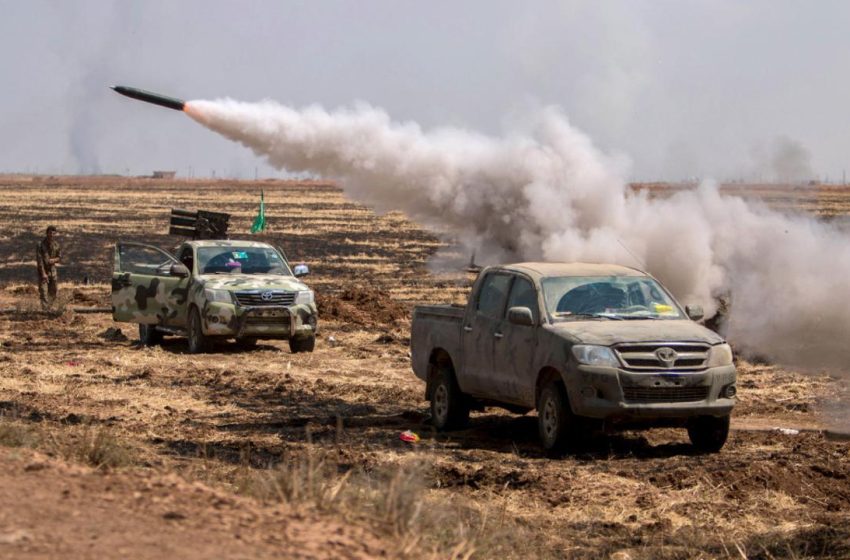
[687,415,730,453]
[537,381,575,454]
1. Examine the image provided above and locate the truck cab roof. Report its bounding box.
[489,262,647,279]
[182,239,274,249]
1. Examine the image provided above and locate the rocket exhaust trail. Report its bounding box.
[108,86,850,372]
[110,85,185,112]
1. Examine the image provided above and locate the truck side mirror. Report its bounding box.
[293,263,310,278]
[686,305,704,321]
[170,263,190,278]
[508,306,534,327]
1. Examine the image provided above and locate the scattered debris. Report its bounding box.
[399,430,420,443]
[99,327,128,342]
[775,427,800,436]
[375,333,395,344]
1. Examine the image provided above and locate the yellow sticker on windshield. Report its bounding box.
[653,303,675,314]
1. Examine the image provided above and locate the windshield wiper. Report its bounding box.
[555,312,624,321]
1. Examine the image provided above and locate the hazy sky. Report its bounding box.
[1,0,848,181]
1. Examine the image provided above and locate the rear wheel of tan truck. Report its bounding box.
[430,367,469,430]
[687,415,730,453]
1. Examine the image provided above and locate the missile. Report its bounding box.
[110,85,185,112]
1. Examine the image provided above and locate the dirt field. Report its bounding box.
[1,175,849,559]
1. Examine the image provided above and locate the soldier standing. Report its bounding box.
[36,225,61,309]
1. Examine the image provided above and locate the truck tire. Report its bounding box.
[430,367,469,430]
[289,335,316,354]
[537,382,575,455]
[187,307,210,354]
[687,415,730,453]
[138,324,163,347]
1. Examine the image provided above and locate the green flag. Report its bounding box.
[251,190,266,233]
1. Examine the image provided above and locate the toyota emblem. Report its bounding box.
[261,291,275,302]
[655,347,678,368]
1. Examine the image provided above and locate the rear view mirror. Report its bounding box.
[170,263,190,278]
[508,306,534,327]
[686,305,704,321]
[293,263,310,278]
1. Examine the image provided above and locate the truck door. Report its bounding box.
[492,275,540,405]
[460,272,512,397]
[112,242,189,325]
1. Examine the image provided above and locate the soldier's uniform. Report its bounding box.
[36,232,61,308]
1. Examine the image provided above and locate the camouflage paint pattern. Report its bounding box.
[112,240,317,339]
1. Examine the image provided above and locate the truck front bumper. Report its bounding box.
[565,364,737,420]
[203,302,317,339]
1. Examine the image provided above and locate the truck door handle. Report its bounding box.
[494,332,504,339]
[463,326,473,332]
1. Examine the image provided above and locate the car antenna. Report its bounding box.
[616,238,646,270]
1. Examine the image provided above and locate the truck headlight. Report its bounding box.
[572,345,620,367]
[294,290,314,305]
[204,288,232,303]
[706,343,733,367]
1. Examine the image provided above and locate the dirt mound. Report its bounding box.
[318,287,409,328]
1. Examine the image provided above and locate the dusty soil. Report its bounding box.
[1,176,849,559]
[0,447,386,559]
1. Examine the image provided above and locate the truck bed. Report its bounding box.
[410,304,465,383]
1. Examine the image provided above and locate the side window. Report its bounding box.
[476,273,512,319]
[118,245,174,276]
[506,277,539,322]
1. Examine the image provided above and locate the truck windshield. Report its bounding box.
[541,276,684,321]
[197,246,291,275]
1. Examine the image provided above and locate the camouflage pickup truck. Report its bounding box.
[111,240,318,353]
[411,262,737,454]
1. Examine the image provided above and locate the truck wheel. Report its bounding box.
[430,367,469,430]
[537,382,575,454]
[138,324,163,347]
[687,415,730,453]
[187,307,210,354]
[289,335,316,354]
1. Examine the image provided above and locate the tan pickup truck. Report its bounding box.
[411,263,737,454]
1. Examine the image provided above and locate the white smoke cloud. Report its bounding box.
[185,98,850,370]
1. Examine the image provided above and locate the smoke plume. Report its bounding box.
[185,99,850,370]
[750,136,815,184]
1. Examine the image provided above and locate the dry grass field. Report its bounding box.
[0,175,849,559]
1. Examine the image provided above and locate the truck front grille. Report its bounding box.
[614,342,710,372]
[623,386,710,403]
[244,316,288,326]
[234,290,295,306]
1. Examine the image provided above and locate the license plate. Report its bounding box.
[256,309,288,318]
